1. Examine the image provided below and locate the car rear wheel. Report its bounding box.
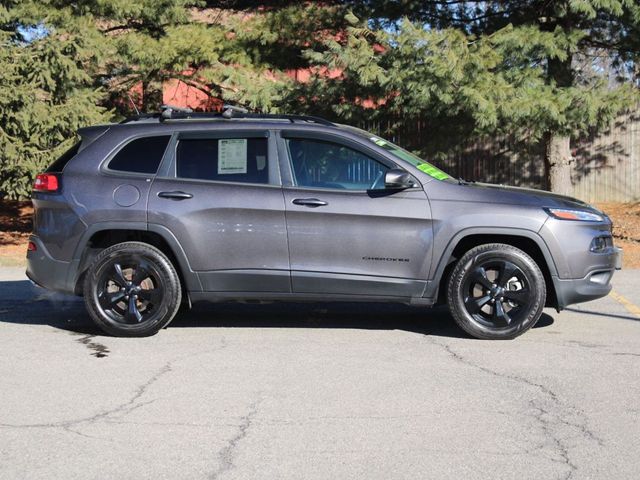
[446,243,546,340]
[83,242,181,337]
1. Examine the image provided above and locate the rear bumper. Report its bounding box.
[553,247,622,309]
[25,236,77,294]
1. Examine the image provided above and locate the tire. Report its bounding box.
[83,242,182,337]
[446,243,546,340]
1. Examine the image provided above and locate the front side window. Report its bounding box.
[286,138,389,190]
[108,136,171,174]
[176,137,269,184]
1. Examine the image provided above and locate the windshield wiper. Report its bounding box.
[458,177,475,185]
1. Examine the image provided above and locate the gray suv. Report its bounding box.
[26,107,622,339]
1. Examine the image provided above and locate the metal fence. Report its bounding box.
[364,109,640,203]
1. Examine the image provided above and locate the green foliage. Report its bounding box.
[1,0,639,198]
[299,4,639,153]
[0,2,109,199]
[0,0,294,198]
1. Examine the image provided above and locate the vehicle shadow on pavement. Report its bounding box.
[564,307,639,322]
[0,280,98,334]
[172,303,555,339]
[0,280,554,339]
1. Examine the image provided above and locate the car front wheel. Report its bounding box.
[83,242,181,337]
[446,243,546,340]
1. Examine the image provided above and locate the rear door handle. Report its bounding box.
[158,191,193,200]
[292,198,328,208]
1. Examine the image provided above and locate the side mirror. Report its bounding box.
[384,169,414,189]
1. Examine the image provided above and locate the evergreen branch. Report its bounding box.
[168,73,238,97]
[0,125,19,142]
[101,22,142,34]
[581,38,640,55]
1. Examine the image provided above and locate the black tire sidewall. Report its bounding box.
[447,244,546,340]
[83,242,181,337]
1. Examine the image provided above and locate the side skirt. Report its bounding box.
[189,291,435,306]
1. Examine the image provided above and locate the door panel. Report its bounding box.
[149,179,290,292]
[283,188,433,297]
[280,134,433,297]
[148,132,290,293]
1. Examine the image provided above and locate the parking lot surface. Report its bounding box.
[1,268,639,480]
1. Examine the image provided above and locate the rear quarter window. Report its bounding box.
[46,142,81,173]
[108,136,171,174]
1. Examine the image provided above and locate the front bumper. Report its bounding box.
[553,246,622,309]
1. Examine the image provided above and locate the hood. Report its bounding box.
[460,182,600,212]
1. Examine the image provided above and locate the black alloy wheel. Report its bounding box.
[463,260,532,328]
[97,258,163,325]
[447,243,546,340]
[84,242,181,337]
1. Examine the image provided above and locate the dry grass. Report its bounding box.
[596,203,640,269]
[0,201,32,267]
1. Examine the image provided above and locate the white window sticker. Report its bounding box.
[218,139,247,174]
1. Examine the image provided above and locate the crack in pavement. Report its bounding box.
[0,360,173,431]
[103,420,239,429]
[522,338,640,359]
[530,401,578,480]
[0,340,228,434]
[611,352,640,358]
[210,397,262,480]
[425,337,604,480]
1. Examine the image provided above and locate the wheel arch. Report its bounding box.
[71,223,201,295]
[428,228,559,309]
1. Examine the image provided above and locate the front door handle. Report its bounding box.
[158,191,193,200]
[292,198,328,208]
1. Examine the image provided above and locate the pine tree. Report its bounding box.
[463,0,640,193]
[95,0,327,113]
[4,1,637,198]
[304,1,640,193]
[0,1,109,198]
[0,0,322,197]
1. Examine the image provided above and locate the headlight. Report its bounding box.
[545,208,604,222]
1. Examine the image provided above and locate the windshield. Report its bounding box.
[338,125,452,181]
[366,135,451,181]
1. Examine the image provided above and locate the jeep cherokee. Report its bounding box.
[26,106,622,339]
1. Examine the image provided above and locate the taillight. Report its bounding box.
[33,173,59,192]
[27,241,37,252]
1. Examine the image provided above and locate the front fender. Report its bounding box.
[423,226,559,301]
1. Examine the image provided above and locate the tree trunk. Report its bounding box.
[543,5,574,195]
[544,132,573,195]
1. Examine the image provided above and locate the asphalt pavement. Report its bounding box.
[1,267,639,480]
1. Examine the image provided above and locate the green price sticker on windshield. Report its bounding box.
[370,137,387,147]
[417,163,450,180]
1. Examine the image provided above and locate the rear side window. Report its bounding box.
[108,136,171,174]
[176,138,269,184]
[46,142,81,173]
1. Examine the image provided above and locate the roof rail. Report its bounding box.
[221,104,248,118]
[120,104,335,127]
[160,104,335,126]
[119,105,193,124]
[160,104,193,120]
[119,113,160,124]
